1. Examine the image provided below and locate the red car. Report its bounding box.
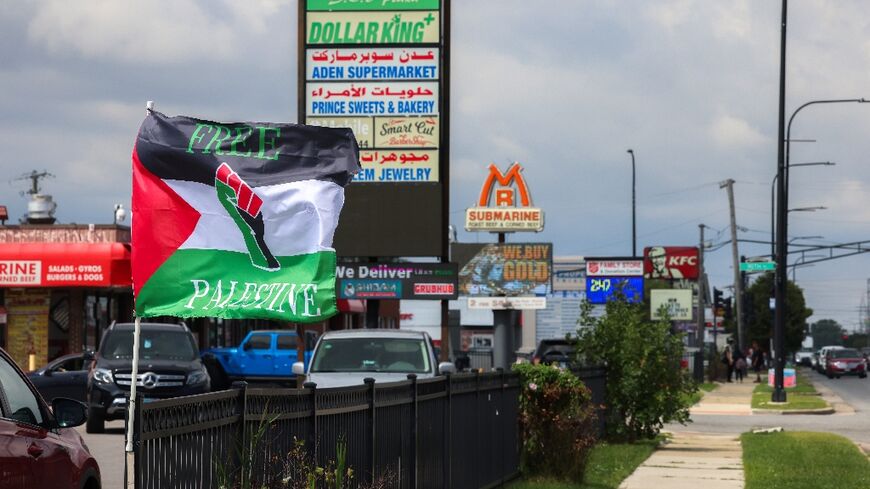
[825,348,868,379]
[0,347,101,488]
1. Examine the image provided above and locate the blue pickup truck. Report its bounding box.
[203,330,314,388]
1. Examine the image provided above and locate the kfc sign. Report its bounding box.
[643,247,699,279]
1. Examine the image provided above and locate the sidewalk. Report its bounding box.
[619,432,744,488]
[690,381,755,416]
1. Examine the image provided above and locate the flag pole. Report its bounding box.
[126,101,153,487]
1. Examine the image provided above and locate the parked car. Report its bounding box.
[824,348,867,379]
[532,338,576,368]
[86,322,211,433]
[293,329,455,388]
[794,349,814,367]
[816,346,845,373]
[0,346,100,488]
[203,330,316,388]
[28,351,92,404]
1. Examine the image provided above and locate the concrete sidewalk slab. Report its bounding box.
[691,382,754,416]
[619,432,744,489]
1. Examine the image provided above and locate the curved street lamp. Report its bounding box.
[774,97,868,402]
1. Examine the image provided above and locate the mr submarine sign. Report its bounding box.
[465,162,544,232]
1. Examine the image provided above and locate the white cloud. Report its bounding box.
[25,0,286,64]
[709,115,767,148]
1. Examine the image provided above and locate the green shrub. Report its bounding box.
[513,363,598,482]
[576,300,695,441]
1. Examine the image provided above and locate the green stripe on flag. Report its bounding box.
[136,249,337,323]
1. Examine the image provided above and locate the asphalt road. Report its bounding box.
[667,367,870,446]
[77,420,126,489]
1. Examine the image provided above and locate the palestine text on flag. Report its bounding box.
[132,111,359,322]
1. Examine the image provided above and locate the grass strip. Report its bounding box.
[509,438,660,489]
[751,370,829,410]
[742,431,870,489]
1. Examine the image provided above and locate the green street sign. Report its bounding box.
[740,261,775,271]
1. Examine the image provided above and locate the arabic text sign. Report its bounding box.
[307,11,440,44]
[308,82,438,116]
[357,149,438,182]
[650,289,693,320]
[307,48,439,80]
[586,258,644,277]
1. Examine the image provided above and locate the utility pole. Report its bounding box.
[697,224,706,348]
[720,179,745,351]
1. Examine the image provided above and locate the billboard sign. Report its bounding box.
[650,289,693,320]
[336,262,458,300]
[467,296,547,310]
[552,257,584,292]
[585,277,644,304]
[644,246,699,279]
[302,0,447,257]
[585,258,643,277]
[464,163,544,232]
[454,243,552,296]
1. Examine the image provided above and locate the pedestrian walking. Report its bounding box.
[722,345,734,382]
[751,340,764,383]
[735,355,746,383]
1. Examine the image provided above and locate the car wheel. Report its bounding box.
[859,373,867,379]
[86,412,105,433]
[827,373,834,379]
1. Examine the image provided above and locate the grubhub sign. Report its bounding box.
[465,162,544,232]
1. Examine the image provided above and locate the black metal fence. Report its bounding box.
[131,371,521,489]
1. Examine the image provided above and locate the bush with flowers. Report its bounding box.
[512,362,598,482]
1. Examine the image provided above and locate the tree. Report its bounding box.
[575,299,695,441]
[811,319,845,348]
[745,272,813,355]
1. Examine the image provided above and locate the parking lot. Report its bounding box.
[77,420,126,489]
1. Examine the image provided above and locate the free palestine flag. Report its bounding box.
[132,110,359,322]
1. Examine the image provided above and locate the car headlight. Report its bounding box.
[93,368,114,384]
[187,369,209,385]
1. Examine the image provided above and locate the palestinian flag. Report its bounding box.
[132,110,359,322]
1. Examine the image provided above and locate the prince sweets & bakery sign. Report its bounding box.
[465,162,544,232]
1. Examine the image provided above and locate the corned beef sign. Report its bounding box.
[643,246,699,280]
[465,162,544,232]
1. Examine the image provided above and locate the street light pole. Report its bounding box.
[627,149,636,257]
[770,162,833,258]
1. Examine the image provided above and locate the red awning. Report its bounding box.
[337,299,366,313]
[0,242,131,288]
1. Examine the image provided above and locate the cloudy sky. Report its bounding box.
[1,0,869,331]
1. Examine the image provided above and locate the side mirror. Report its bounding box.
[82,350,95,362]
[292,362,306,376]
[243,342,253,351]
[43,368,54,377]
[438,362,456,375]
[52,398,88,428]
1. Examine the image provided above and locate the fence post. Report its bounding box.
[497,367,505,485]
[365,377,376,485]
[407,374,418,489]
[232,381,248,488]
[442,373,451,489]
[132,394,143,488]
[475,370,481,489]
[304,381,317,462]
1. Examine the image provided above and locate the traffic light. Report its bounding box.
[713,288,723,310]
[723,298,734,322]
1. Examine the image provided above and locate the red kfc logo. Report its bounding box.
[643,246,699,279]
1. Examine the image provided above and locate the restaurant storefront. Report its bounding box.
[0,225,132,370]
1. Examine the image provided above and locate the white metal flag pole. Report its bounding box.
[125,315,142,452]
